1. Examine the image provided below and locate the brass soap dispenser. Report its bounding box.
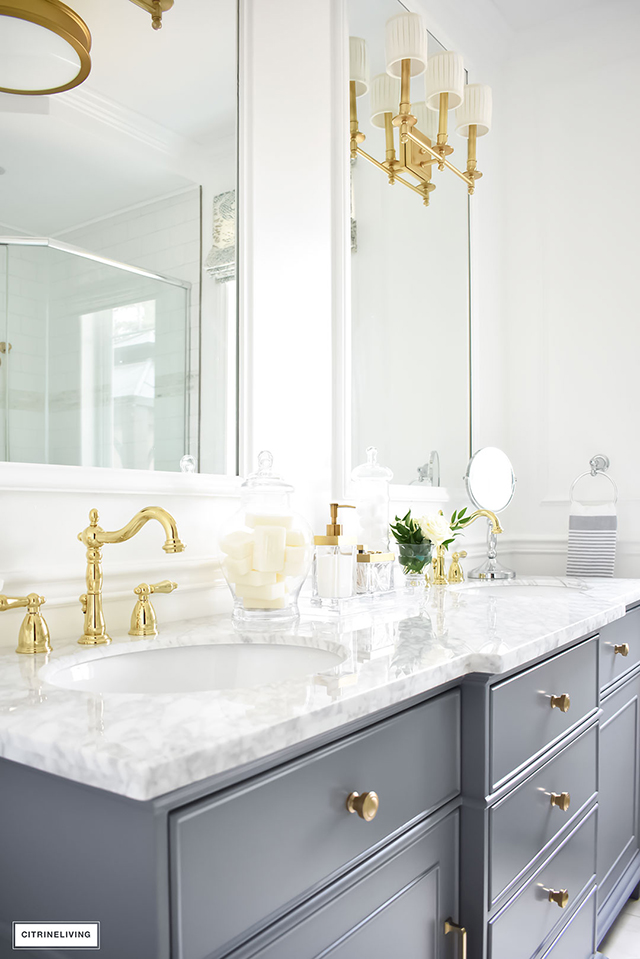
[312,503,357,604]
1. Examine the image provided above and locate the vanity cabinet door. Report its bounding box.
[170,691,460,959]
[597,668,640,914]
[234,810,459,959]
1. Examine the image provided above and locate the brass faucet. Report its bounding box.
[432,509,503,586]
[77,507,185,646]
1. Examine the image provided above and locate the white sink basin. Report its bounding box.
[459,584,588,598]
[42,642,344,694]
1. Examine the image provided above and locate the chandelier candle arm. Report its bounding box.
[349,81,366,159]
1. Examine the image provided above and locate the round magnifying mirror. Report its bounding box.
[464,447,516,580]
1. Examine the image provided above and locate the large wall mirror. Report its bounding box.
[347,0,471,489]
[0,0,237,475]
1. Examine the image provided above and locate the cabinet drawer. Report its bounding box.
[600,607,640,690]
[490,637,598,789]
[489,804,596,959]
[489,724,597,906]
[235,811,459,959]
[540,886,596,959]
[170,690,460,959]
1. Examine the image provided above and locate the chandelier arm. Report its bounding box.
[355,148,429,200]
[404,129,474,188]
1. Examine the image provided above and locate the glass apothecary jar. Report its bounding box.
[350,447,394,552]
[219,451,313,626]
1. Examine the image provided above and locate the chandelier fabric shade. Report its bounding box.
[349,36,369,97]
[0,0,91,95]
[425,51,465,110]
[384,12,427,78]
[455,83,492,137]
[370,73,401,128]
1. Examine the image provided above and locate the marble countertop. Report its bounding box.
[1,576,639,801]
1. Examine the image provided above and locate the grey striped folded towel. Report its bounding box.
[566,505,617,577]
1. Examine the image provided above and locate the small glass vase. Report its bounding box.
[395,542,433,588]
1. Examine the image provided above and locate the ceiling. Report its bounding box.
[0,0,237,235]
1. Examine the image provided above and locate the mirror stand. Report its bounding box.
[468,526,515,580]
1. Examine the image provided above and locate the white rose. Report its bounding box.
[418,513,451,546]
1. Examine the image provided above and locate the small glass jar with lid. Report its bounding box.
[219,451,313,625]
[350,447,394,552]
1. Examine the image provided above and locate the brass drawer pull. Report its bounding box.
[550,791,570,812]
[550,693,570,712]
[444,918,468,959]
[547,888,569,909]
[346,791,379,821]
[614,643,629,657]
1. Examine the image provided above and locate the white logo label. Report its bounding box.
[13,922,100,950]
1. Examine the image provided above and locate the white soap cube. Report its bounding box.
[286,529,306,547]
[222,554,253,581]
[242,596,287,609]
[253,525,287,572]
[246,513,293,530]
[283,545,308,577]
[235,581,286,601]
[220,530,254,560]
[233,570,277,588]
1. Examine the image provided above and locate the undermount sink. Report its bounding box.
[42,642,344,694]
[458,583,589,598]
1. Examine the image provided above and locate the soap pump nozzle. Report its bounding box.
[326,503,355,536]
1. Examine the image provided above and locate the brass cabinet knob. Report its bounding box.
[547,888,569,909]
[550,693,570,712]
[614,643,629,657]
[444,918,468,959]
[550,791,571,812]
[346,791,379,821]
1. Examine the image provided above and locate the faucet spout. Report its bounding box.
[465,509,503,535]
[77,507,185,646]
[93,507,185,553]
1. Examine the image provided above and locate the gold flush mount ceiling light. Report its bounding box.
[349,12,492,207]
[0,0,92,95]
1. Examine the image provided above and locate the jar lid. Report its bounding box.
[241,450,294,493]
[351,446,394,481]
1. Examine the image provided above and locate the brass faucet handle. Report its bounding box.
[0,593,52,655]
[135,580,178,596]
[129,581,178,638]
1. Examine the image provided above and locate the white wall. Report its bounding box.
[502,0,640,576]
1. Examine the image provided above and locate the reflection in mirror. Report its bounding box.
[348,0,470,488]
[0,0,237,474]
[465,447,516,580]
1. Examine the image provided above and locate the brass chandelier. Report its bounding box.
[0,0,174,96]
[349,12,492,207]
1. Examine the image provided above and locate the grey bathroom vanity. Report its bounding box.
[1,579,640,959]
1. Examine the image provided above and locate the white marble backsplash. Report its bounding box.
[0,576,639,801]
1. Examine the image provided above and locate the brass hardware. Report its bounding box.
[129,579,178,637]
[346,791,379,821]
[0,593,51,654]
[547,888,569,909]
[315,503,356,546]
[433,546,448,586]
[448,550,468,584]
[550,791,571,812]
[356,550,395,564]
[0,342,11,352]
[0,0,92,96]
[550,693,571,712]
[77,507,185,646]
[444,918,468,959]
[128,0,173,30]
[614,643,629,657]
